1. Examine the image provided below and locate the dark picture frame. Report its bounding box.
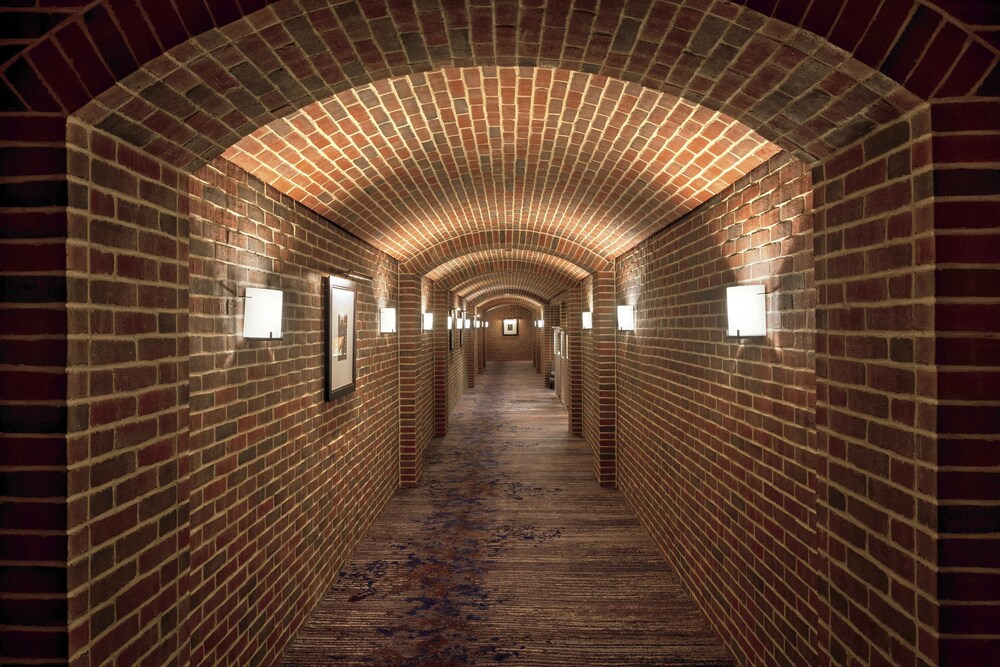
[326,276,357,401]
[502,318,518,336]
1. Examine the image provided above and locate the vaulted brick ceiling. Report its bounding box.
[219,67,787,307]
[23,0,976,306]
[428,249,587,304]
[223,66,780,289]
[479,295,545,316]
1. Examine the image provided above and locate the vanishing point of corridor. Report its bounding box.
[281,361,732,666]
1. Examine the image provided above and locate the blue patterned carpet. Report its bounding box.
[281,361,733,666]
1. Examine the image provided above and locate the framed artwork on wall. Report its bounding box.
[326,276,357,401]
[503,318,518,336]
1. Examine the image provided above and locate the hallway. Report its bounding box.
[281,361,732,666]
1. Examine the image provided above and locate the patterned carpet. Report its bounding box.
[281,361,733,666]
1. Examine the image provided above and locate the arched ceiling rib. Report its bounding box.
[451,269,577,303]
[466,286,552,307]
[428,250,589,286]
[406,230,609,276]
[479,295,545,315]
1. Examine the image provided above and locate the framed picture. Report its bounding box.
[502,318,518,336]
[326,276,356,401]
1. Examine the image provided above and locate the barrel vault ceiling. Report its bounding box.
[222,66,780,306]
[20,0,970,309]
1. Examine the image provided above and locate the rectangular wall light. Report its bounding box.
[379,307,397,334]
[423,312,434,331]
[243,287,283,340]
[726,285,766,337]
[447,315,453,330]
[581,311,593,330]
[617,304,635,331]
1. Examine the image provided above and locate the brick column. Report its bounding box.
[0,114,71,662]
[465,311,476,388]
[583,271,616,487]
[432,285,449,437]
[541,305,558,389]
[398,274,421,486]
[564,291,583,436]
[930,99,1000,664]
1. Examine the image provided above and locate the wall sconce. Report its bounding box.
[243,287,283,340]
[379,307,397,334]
[464,318,471,329]
[581,311,593,330]
[726,285,766,337]
[423,312,434,331]
[617,304,635,331]
[447,315,453,330]
[536,319,544,328]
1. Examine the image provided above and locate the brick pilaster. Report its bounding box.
[583,271,617,487]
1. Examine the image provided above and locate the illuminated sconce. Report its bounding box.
[464,317,471,329]
[379,307,397,334]
[617,304,635,331]
[726,285,766,337]
[422,312,434,331]
[447,315,453,329]
[243,287,283,340]
[484,321,489,328]
[581,311,593,330]
[536,319,544,328]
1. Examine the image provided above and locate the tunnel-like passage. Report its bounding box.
[2,2,997,667]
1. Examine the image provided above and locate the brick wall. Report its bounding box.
[186,157,399,666]
[64,122,192,666]
[485,306,535,361]
[53,126,403,666]
[615,152,818,666]
[812,108,940,667]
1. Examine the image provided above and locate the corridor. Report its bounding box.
[280,361,732,666]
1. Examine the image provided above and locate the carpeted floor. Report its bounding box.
[280,360,733,666]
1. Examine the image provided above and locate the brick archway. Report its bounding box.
[2,2,997,666]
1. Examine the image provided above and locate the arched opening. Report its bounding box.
[2,1,996,665]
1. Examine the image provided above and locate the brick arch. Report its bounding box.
[405,230,610,276]
[434,255,586,296]
[5,0,993,155]
[428,250,589,285]
[222,66,780,265]
[467,287,553,308]
[452,269,576,303]
[478,295,546,315]
[4,2,999,667]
